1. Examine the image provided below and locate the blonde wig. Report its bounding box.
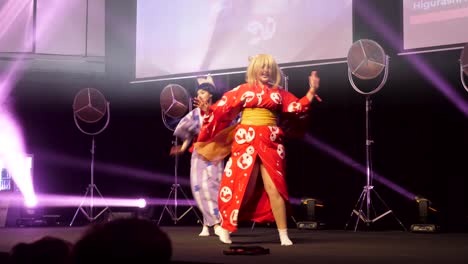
[245,54,282,88]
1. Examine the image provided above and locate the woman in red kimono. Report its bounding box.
[196,54,320,246]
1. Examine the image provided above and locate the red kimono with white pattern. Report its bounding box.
[199,83,312,232]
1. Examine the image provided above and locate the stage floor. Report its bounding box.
[1,225,468,263]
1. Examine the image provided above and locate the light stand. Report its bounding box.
[70,88,111,226]
[158,84,201,225]
[459,43,468,92]
[345,94,405,231]
[157,137,201,224]
[344,39,406,231]
[460,64,468,92]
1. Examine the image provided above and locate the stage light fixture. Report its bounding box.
[296,198,324,230]
[160,83,190,119]
[410,195,439,233]
[347,39,386,80]
[73,88,108,123]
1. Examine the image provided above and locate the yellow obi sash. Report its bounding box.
[240,108,277,126]
[194,124,237,161]
[194,108,277,161]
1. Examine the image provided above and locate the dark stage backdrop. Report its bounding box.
[5,0,468,230]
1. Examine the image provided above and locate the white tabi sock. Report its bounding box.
[199,225,210,236]
[278,228,293,246]
[218,227,232,244]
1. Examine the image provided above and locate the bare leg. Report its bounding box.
[260,163,287,229]
[260,163,292,246]
[241,161,260,208]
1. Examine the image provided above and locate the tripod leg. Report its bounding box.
[290,215,297,224]
[158,181,204,225]
[70,186,91,226]
[158,185,176,225]
[345,189,364,229]
[354,189,369,231]
[70,207,81,227]
[345,188,365,230]
[176,185,202,223]
[90,184,110,221]
[372,189,407,231]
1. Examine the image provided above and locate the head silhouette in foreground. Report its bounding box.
[71,217,172,263]
[9,236,73,264]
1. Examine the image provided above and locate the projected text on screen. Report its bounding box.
[403,0,468,50]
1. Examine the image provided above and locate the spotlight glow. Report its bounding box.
[0,0,71,213]
[24,197,38,207]
[0,110,36,204]
[137,198,146,208]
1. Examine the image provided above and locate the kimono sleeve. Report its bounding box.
[173,109,200,141]
[198,85,243,142]
[278,90,313,138]
[280,90,312,114]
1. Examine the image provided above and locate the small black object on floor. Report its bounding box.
[223,246,270,255]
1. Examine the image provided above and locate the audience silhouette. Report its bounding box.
[71,217,172,263]
[9,235,73,264]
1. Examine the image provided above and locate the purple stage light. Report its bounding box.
[38,150,191,186]
[304,133,415,200]
[0,0,71,211]
[8,193,152,208]
[0,109,36,205]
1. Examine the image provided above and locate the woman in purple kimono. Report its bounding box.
[170,76,223,237]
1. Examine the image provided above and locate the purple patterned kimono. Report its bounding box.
[174,107,223,226]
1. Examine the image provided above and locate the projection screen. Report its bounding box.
[135,0,353,80]
[403,0,468,51]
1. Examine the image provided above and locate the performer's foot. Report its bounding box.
[214,225,222,237]
[218,228,232,244]
[278,229,293,246]
[199,225,210,237]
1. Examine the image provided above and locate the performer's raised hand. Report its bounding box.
[307,71,322,102]
[309,71,320,92]
[193,97,209,112]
